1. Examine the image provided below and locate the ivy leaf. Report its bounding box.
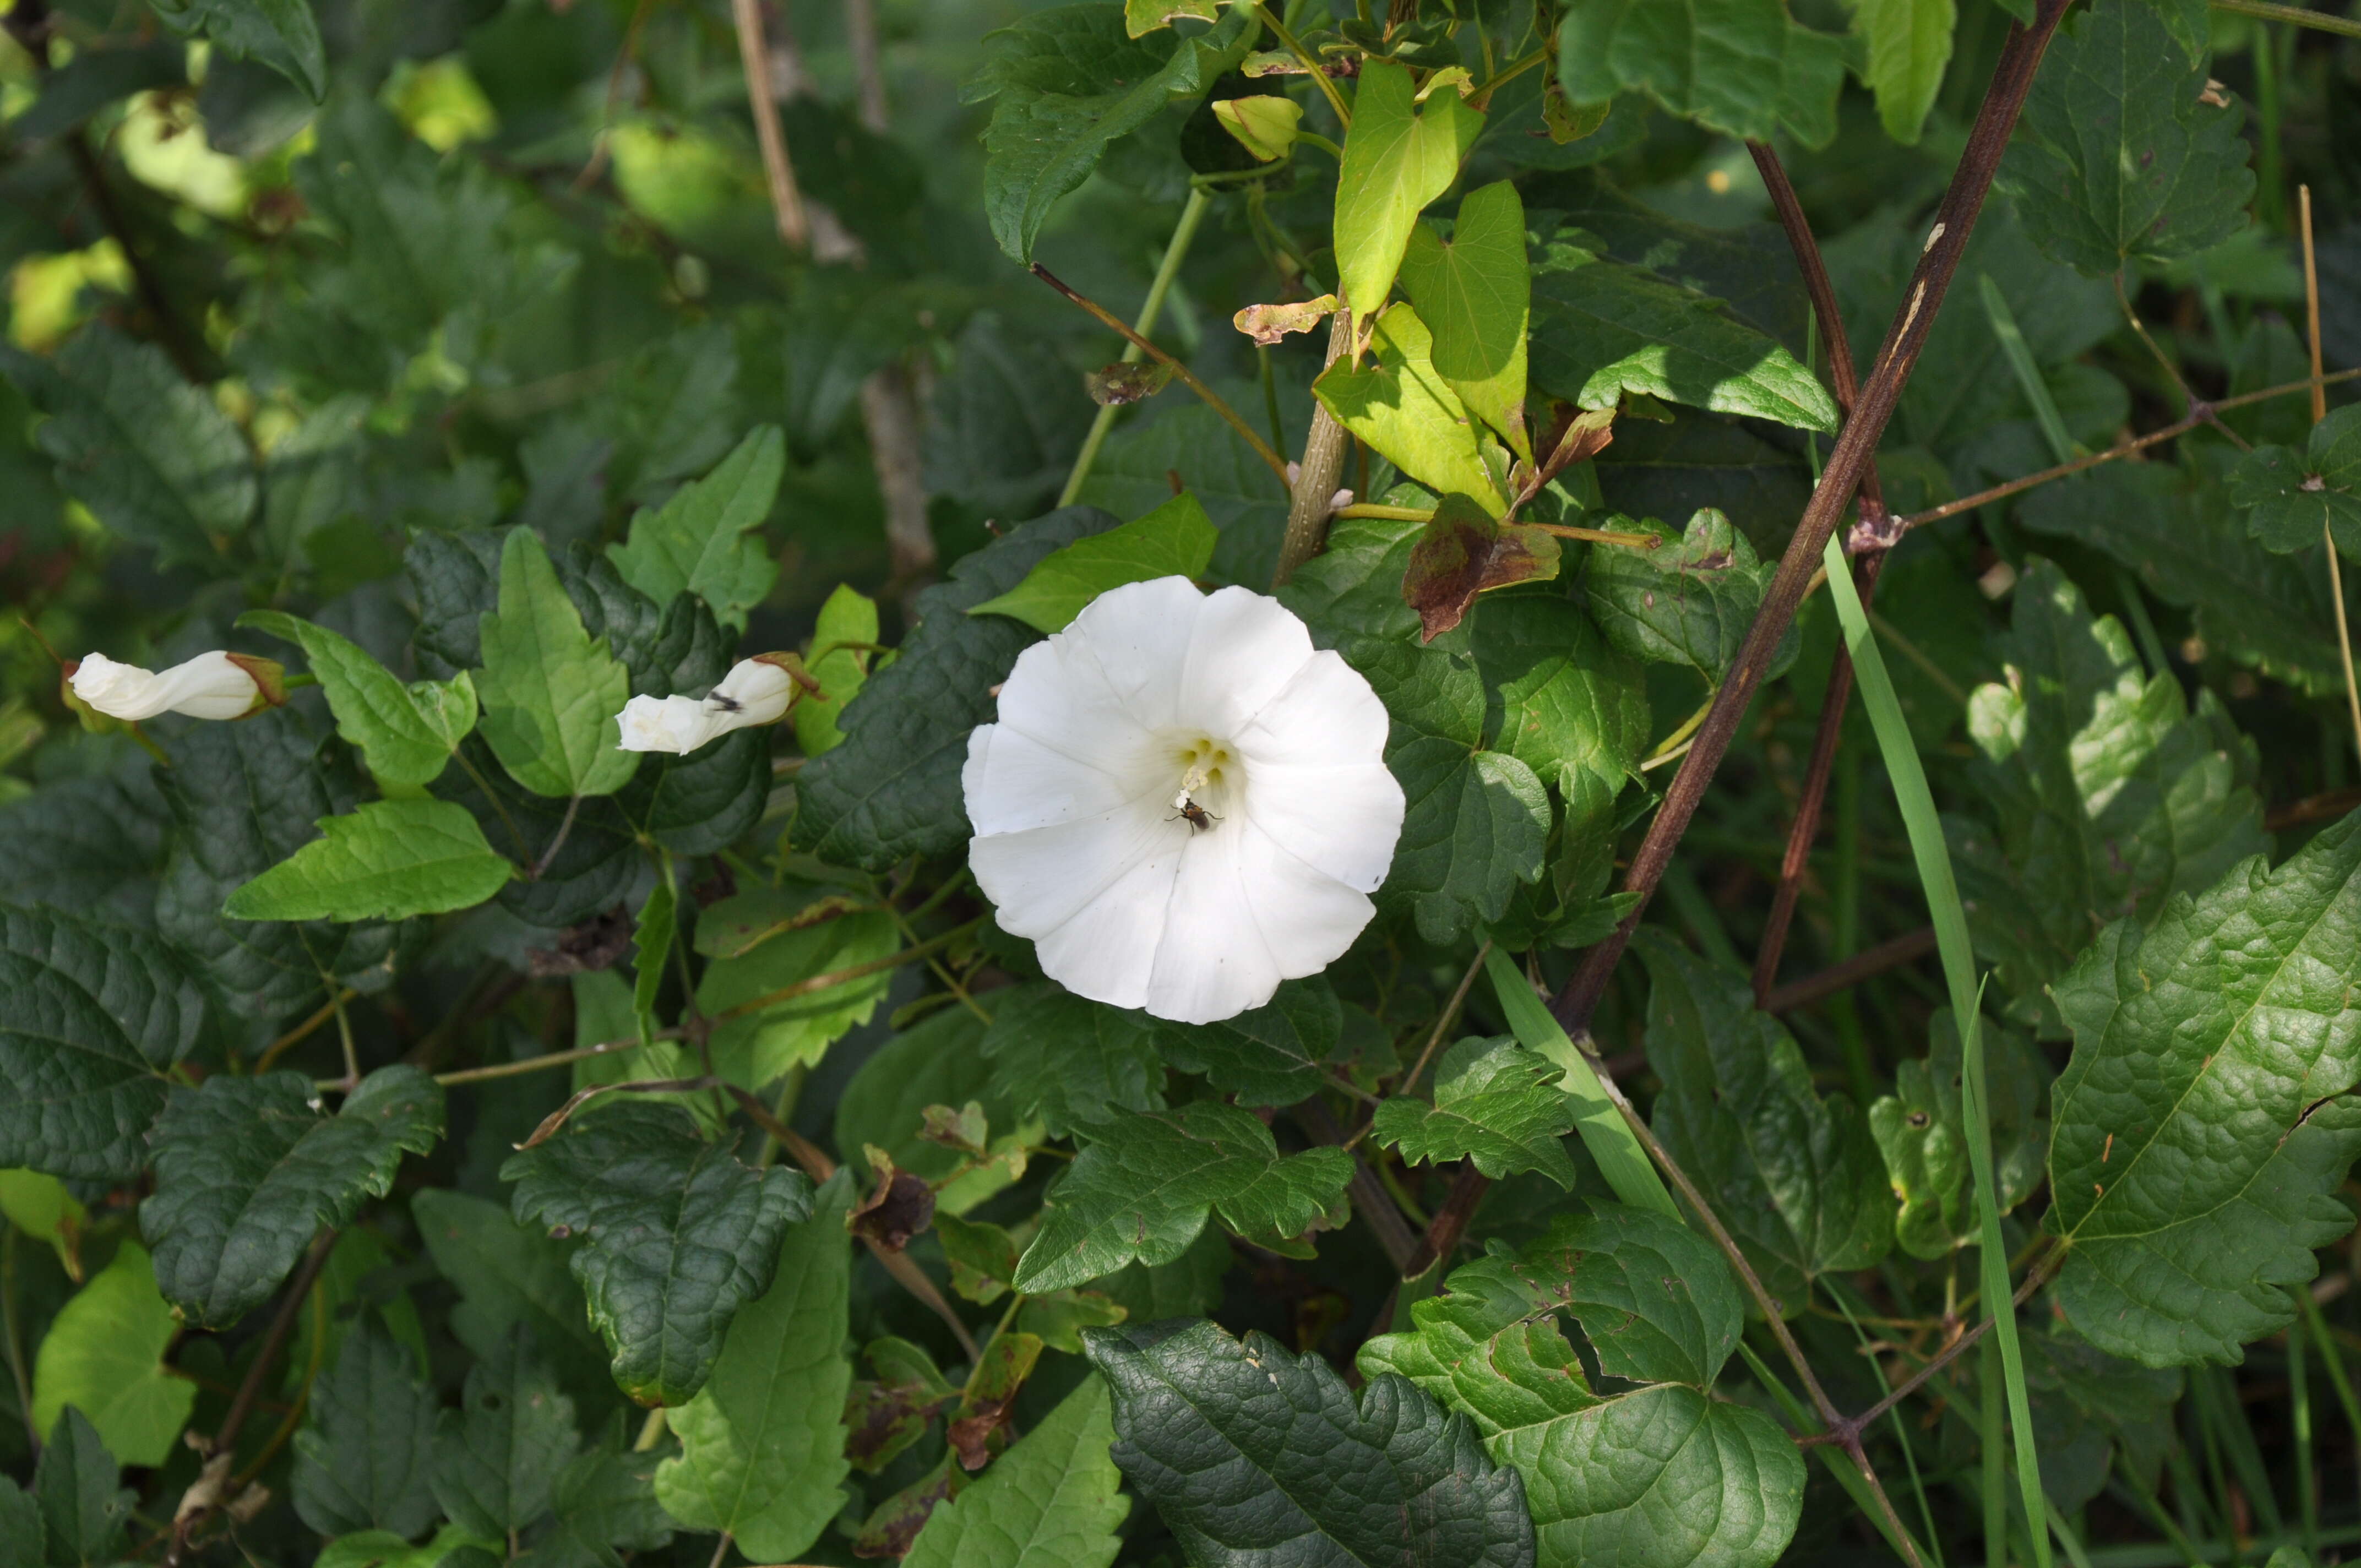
[1152,977,1340,1107]
[2047,808,2361,1367]
[1530,246,1838,432]
[1401,494,1563,643]
[903,1376,1129,1568]
[149,0,324,99]
[1554,0,1848,147]
[412,1190,616,1425]
[794,585,881,758]
[1638,933,1892,1307]
[33,1410,132,1568]
[477,528,640,801]
[605,426,785,632]
[981,983,1168,1138]
[1085,1319,1535,1568]
[240,611,477,790]
[0,906,204,1182]
[1373,1036,1580,1189]
[223,799,514,923]
[2005,0,2254,274]
[968,492,1220,633]
[966,6,1254,260]
[1869,1010,2052,1260]
[29,1244,195,1469]
[1585,509,1780,679]
[1471,592,1650,796]
[2228,405,2361,559]
[1849,0,1955,144]
[797,507,1119,869]
[502,1103,815,1405]
[656,1169,853,1561]
[1944,559,2266,1027]
[143,1066,445,1329]
[1014,1102,1351,1294]
[1315,304,1511,514]
[293,1320,442,1541]
[693,899,901,1090]
[0,325,256,568]
[1398,181,1532,460]
[1333,61,1487,318]
[1361,1204,1800,1568]
[431,1327,580,1540]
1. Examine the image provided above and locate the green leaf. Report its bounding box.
[502,1103,814,1404]
[0,1170,85,1274]
[524,1445,672,1568]
[239,611,477,790]
[904,1376,1129,1568]
[33,1409,131,1568]
[1531,246,1838,432]
[1471,592,1650,795]
[1373,1036,1580,1188]
[969,493,1220,633]
[1091,1229,1231,1324]
[0,325,256,568]
[1868,1010,2052,1259]
[0,1480,39,1568]
[967,6,1254,260]
[694,899,901,1090]
[293,1320,442,1540]
[606,427,785,632]
[1333,61,1487,317]
[1085,1319,1535,1568]
[835,1006,1017,1195]
[30,1243,195,1470]
[2021,1330,2184,1513]
[477,528,640,800]
[224,799,514,922]
[1585,509,1778,678]
[793,584,880,758]
[149,0,325,99]
[1848,0,1955,144]
[797,507,1119,869]
[1399,181,1532,460]
[316,1525,498,1568]
[1637,932,1892,1306]
[2005,0,2253,274]
[142,1066,443,1328]
[1314,303,1510,514]
[1014,1102,1351,1294]
[981,982,1168,1138]
[0,906,203,1182]
[2047,808,2361,1366]
[1554,0,1849,147]
[1283,517,1551,943]
[412,1190,614,1424]
[2229,405,2361,559]
[431,1327,579,1539]
[1152,978,1340,1107]
[1360,1204,1801,1568]
[656,1169,853,1558]
[1944,559,2266,1027]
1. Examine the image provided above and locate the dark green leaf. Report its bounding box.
[0,769,171,924]
[969,492,1220,633]
[501,1103,814,1404]
[2228,405,2361,558]
[0,1480,38,1568]
[1152,977,1340,1106]
[1868,1010,2052,1260]
[412,1190,615,1423]
[32,1410,130,1568]
[143,1066,444,1328]
[1373,1036,1580,1188]
[293,1320,442,1540]
[1554,0,1848,147]
[2048,808,2361,1366]
[1086,1319,1535,1568]
[903,1375,1129,1568]
[150,0,325,100]
[605,427,785,632]
[980,983,1168,1139]
[2022,1330,2183,1513]
[1585,509,1778,678]
[1089,1228,1231,1324]
[431,1327,579,1539]
[926,316,1092,516]
[796,507,1119,869]
[519,1445,671,1568]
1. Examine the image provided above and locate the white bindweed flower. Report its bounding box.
[70,651,280,721]
[614,656,799,755]
[964,576,1405,1024]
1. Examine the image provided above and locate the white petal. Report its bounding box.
[991,633,1161,767]
[1029,847,1183,1010]
[964,722,1146,836]
[72,651,256,721]
[1234,818,1380,977]
[1232,650,1392,767]
[710,658,795,723]
[1062,576,1206,734]
[968,802,1174,940]
[1174,585,1317,736]
[1143,826,1287,1023]
[617,694,727,753]
[1237,760,1405,892]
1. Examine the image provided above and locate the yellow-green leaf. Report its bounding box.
[1332,61,1484,316]
[967,493,1220,633]
[31,1243,195,1469]
[223,799,515,922]
[1398,181,1531,462]
[1314,303,1510,514]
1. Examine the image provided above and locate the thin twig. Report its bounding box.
[1248,3,1352,129]
[1031,264,1293,489]
[255,990,354,1074]
[1,1232,35,1456]
[845,0,889,132]
[732,0,808,249]
[1521,521,1664,549]
[531,794,584,880]
[1762,925,1940,1014]
[2213,0,2361,38]
[2302,187,2361,761]
[1396,943,1490,1100]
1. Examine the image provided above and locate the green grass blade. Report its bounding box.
[1822,533,2054,1568]
[1979,273,2080,466]
[2302,1287,2361,1515]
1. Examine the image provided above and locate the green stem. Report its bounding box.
[2212,0,2361,40]
[1465,46,1546,108]
[1058,187,1212,507]
[2253,18,2286,232]
[2293,1316,2319,1555]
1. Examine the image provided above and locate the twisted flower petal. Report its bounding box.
[70,651,268,721]
[964,576,1404,1024]
[615,657,797,755]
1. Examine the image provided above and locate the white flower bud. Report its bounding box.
[613,657,800,755]
[70,651,269,722]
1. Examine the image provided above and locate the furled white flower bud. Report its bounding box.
[69,651,278,722]
[963,576,1405,1025]
[613,656,799,755]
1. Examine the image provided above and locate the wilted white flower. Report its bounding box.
[964,576,1404,1024]
[614,656,799,755]
[70,651,279,722]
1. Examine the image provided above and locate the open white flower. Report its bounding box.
[964,576,1404,1024]
[70,651,278,721]
[615,656,798,754]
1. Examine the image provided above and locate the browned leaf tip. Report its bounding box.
[1401,493,1563,641]
[850,1152,937,1252]
[525,905,633,977]
[1085,361,1177,406]
[1232,293,1340,347]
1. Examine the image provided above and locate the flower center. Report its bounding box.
[1168,736,1238,826]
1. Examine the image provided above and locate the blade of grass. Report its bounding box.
[2301,1286,2361,1515]
[2196,1363,2284,1535]
[1822,531,2054,1568]
[2292,1317,2319,1556]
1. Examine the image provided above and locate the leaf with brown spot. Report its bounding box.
[1232,294,1339,346]
[850,1147,937,1252]
[1085,362,1177,406]
[855,1456,962,1559]
[1402,493,1562,641]
[948,1332,1044,1471]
